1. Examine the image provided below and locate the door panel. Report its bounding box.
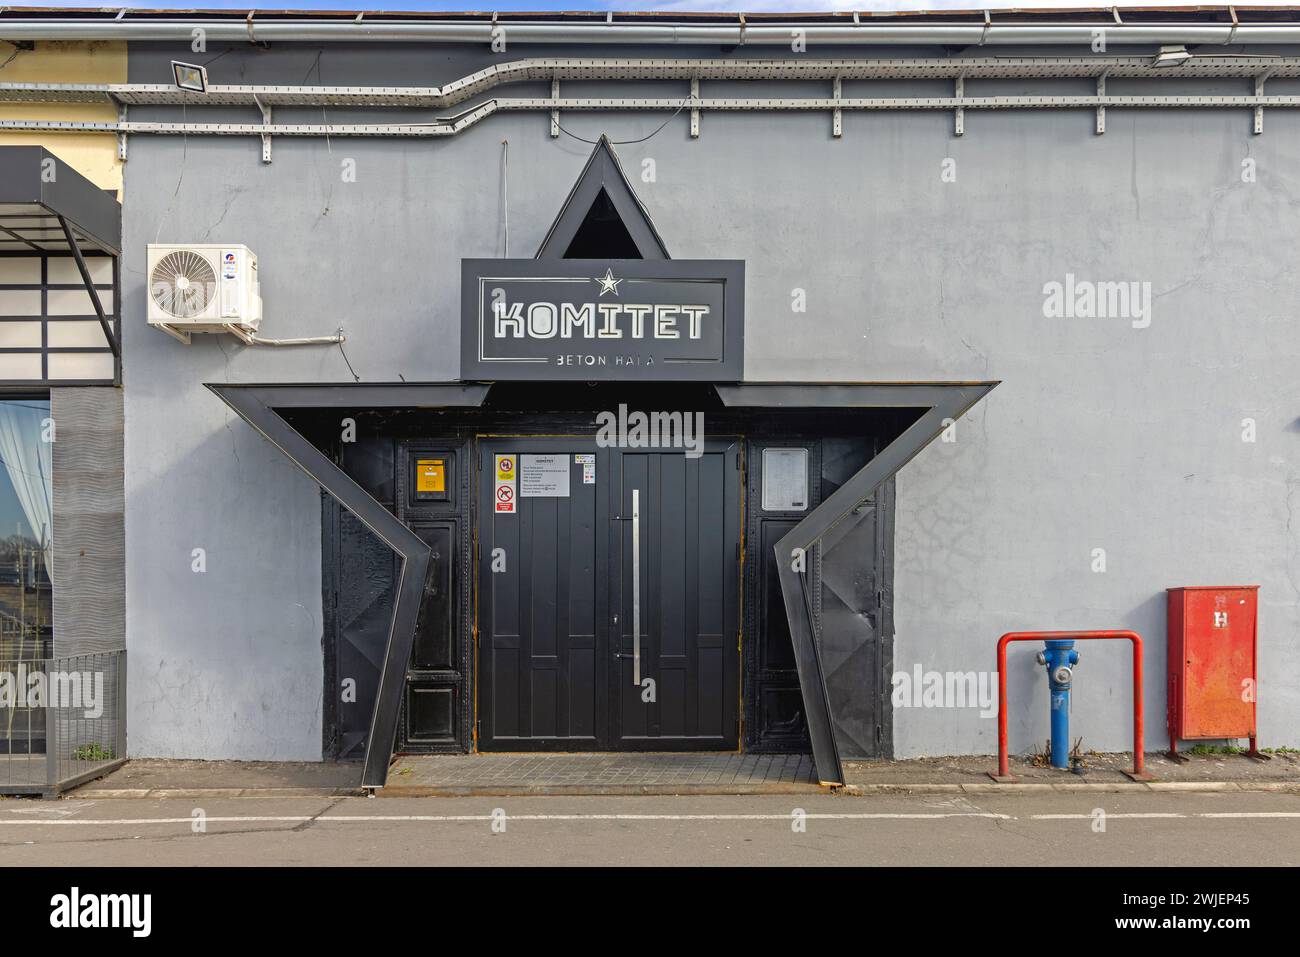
[478,440,608,749]
[478,437,740,751]
[611,441,741,749]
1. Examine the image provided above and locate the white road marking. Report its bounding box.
[0,812,1012,826]
[1031,812,1300,820]
[0,817,311,825]
[319,813,1013,821]
[1031,813,1186,819]
[0,810,1295,828]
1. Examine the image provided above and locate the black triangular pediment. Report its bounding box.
[536,136,669,260]
[563,188,641,258]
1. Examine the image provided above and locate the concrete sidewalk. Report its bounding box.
[53,748,1300,799]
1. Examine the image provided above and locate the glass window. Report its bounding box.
[0,398,52,659]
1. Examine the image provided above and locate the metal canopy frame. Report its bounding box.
[213,379,994,789]
[207,382,490,789]
[0,146,120,255]
[0,146,122,366]
[717,382,998,785]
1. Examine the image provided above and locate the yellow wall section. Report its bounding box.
[0,41,127,196]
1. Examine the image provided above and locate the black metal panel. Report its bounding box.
[410,523,456,670]
[405,683,459,746]
[718,382,998,785]
[342,436,395,507]
[396,439,473,754]
[744,438,822,753]
[817,435,885,759]
[333,510,395,759]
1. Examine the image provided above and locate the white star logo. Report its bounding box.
[593,268,623,297]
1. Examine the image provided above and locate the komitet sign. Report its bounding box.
[460,259,745,381]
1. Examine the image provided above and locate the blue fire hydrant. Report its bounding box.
[1036,639,1080,770]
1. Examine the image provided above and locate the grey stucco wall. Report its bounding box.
[123,42,1299,760]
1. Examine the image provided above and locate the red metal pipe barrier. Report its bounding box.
[994,630,1151,782]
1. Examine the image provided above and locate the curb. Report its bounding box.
[376,782,826,797]
[843,781,1300,796]
[69,787,364,799]
[65,780,1300,799]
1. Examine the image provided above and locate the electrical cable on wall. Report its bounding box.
[501,138,509,257]
[556,96,693,146]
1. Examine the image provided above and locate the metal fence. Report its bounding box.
[0,650,125,796]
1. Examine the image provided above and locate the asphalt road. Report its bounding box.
[1,789,1298,866]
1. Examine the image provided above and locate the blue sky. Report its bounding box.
[2,1,1231,12]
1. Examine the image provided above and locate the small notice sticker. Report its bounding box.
[575,453,595,485]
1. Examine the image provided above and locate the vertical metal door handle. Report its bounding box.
[631,488,641,687]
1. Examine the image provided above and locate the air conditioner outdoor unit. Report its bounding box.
[146,244,261,344]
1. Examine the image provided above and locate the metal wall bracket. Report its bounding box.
[954,75,965,136]
[551,78,560,137]
[832,75,842,138]
[690,76,700,138]
[1254,71,1271,134]
[1096,71,1108,134]
[255,94,272,162]
[116,100,129,160]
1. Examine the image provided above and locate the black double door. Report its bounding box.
[478,437,741,751]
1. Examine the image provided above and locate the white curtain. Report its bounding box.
[0,402,52,577]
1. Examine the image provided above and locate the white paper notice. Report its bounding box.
[575,453,596,485]
[520,454,571,497]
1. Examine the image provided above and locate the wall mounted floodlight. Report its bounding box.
[1152,45,1193,67]
[171,61,208,93]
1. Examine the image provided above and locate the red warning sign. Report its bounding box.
[494,453,516,514]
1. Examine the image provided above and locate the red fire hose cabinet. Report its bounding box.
[1166,586,1263,759]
